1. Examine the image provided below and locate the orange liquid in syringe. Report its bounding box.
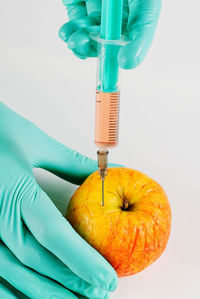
[95,90,120,148]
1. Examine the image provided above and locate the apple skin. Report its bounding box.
[66,168,171,277]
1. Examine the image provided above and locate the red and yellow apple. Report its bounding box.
[66,168,171,277]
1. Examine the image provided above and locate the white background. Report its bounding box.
[0,1,200,298]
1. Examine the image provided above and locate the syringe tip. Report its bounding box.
[97,150,108,206]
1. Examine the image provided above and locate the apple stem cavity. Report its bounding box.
[122,199,129,211]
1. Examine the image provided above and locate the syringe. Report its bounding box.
[93,0,125,206]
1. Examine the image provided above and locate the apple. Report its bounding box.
[66,168,171,277]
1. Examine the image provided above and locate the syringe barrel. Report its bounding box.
[95,89,120,149]
[95,41,121,149]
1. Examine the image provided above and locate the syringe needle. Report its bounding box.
[102,179,104,206]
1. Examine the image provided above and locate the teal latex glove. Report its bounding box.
[0,102,118,299]
[59,0,161,69]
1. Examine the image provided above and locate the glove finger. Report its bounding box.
[38,142,98,185]
[0,280,17,299]
[85,0,101,19]
[20,185,118,292]
[0,277,28,299]
[128,0,161,25]
[118,29,155,69]
[27,118,121,184]
[0,242,78,299]
[73,50,87,59]
[62,0,87,20]
[119,0,161,69]
[59,17,96,43]
[68,28,98,58]
[1,220,109,299]
[36,138,122,185]
[62,0,101,20]
[24,121,99,184]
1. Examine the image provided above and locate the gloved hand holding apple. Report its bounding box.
[0,102,117,299]
[0,101,171,298]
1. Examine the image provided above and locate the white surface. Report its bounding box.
[0,1,200,298]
